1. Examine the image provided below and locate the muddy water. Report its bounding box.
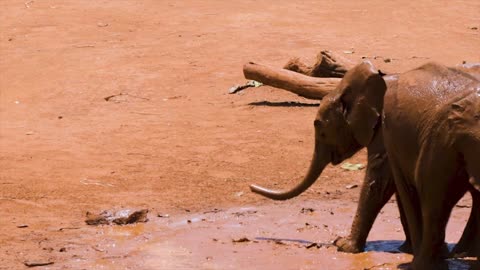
[72,198,477,270]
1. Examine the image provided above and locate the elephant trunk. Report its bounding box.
[249,138,331,200]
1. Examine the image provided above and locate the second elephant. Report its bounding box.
[249,62,480,260]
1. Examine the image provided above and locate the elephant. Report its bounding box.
[381,62,480,269]
[249,61,480,264]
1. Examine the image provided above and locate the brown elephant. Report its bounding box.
[249,61,480,264]
[381,62,480,269]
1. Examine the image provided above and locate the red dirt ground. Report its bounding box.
[1,1,479,269]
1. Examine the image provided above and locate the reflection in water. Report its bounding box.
[365,240,404,253]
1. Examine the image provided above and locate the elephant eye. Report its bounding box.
[337,100,348,116]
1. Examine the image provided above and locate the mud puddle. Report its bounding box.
[69,198,476,270]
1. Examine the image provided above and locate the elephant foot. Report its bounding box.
[333,236,364,254]
[412,257,448,270]
[451,248,480,258]
[398,240,413,254]
[451,242,480,258]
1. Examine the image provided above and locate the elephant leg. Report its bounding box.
[452,188,480,258]
[414,175,467,270]
[464,138,480,192]
[395,192,413,253]
[335,152,399,253]
[388,156,423,254]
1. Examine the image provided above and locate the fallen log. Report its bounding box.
[236,49,479,101]
[237,50,352,100]
[243,62,341,100]
[283,50,353,77]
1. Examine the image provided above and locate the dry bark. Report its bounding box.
[243,62,341,100]
[283,50,353,78]
[240,50,352,100]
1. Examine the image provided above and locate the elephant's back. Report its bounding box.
[384,62,478,120]
[382,62,478,175]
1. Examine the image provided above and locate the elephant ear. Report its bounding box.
[450,97,480,191]
[341,62,387,146]
[465,141,480,191]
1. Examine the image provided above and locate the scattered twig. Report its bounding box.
[91,246,106,252]
[24,261,54,267]
[305,242,332,249]
[228,80,263,94]
[346,184,359,189]
[306,243,319,249]
[58,227,80,231]
[104,93,150,102]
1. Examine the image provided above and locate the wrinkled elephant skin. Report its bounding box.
[250,62,480,260]
[382,62,480,269]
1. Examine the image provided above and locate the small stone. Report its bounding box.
[384,58,391,63]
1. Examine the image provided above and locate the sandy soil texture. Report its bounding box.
[1,1,479,269]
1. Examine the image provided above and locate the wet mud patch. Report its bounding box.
[65,198,477,269]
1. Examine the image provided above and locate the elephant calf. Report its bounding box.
[382,62,480,269]
[249,61,480,268]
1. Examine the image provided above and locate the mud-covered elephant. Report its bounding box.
[249,62,480,263]
[381,62,480,269]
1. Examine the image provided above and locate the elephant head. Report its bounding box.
[250,61,387,200]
